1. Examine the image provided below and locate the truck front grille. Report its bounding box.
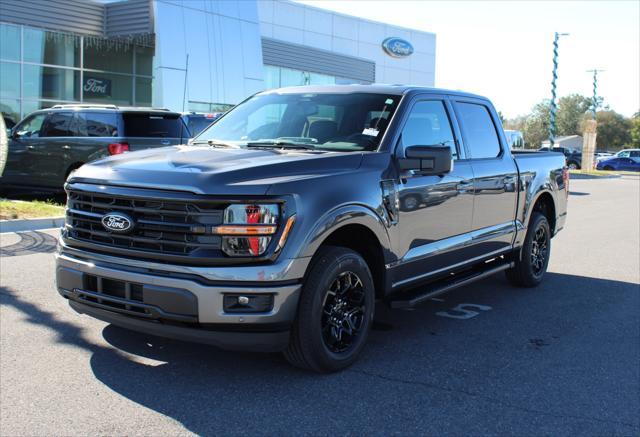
[65,186,226,262]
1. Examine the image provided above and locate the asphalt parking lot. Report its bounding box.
[1,176,639,436]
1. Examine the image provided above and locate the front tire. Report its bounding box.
[506,212,551,287]
[567,161,580,170]
[284,246,375,373]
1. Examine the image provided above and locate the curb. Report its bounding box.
[569,173,621,180]
[0,216,65,233]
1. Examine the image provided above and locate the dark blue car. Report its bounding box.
[596,156,640,171]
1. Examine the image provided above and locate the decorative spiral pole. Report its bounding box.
[587,69,605,119]
[549,32,569,148]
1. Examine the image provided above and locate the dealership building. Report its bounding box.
[0,0,436,124]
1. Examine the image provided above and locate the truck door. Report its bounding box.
[452,99,519,258]
[390,98,475,288]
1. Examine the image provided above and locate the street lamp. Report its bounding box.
[586,69,605,119]
[549,32,569,148]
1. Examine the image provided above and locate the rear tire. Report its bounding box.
[284,246,375,373]
[506,212,551,287]
[567,161,580,170]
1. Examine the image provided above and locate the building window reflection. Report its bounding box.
[263,65,366,89]
[0,21,154,121]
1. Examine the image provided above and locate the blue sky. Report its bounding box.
[297,0,640,118]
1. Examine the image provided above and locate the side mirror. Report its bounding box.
[398,145,452,176]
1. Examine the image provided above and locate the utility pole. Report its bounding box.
[586,69,605,119]
[549,32,569,148]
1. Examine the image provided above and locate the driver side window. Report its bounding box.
[15,113,46,138]
[399,100,457,159]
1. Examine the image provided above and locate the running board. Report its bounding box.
[388,261,514,309]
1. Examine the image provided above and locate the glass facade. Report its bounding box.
[263,65,365,90]
[0,22,154,125]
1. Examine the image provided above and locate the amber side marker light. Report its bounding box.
[275,215,296,253]
[212,225,277,235]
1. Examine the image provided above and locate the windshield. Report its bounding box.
[193,92,400,152]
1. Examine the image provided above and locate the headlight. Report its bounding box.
[217,204,279,256]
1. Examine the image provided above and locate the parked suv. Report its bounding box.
[56,85,568,372]
[0,105,189,192]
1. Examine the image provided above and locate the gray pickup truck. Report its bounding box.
[56,85,568,372]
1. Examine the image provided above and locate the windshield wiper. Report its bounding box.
[190,139,236,148]
[246,140,317,150]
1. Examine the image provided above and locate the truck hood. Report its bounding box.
[69,145,364,195]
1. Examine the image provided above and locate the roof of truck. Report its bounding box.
[260,84,488,100]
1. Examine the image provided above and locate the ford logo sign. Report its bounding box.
[101,212,134,233]
[382,37,414,58]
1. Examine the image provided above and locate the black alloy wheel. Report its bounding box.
[530,225,548,277]
[284,246,374,373]
[321,271,367,353]
[505,211,551,287]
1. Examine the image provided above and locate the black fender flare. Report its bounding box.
[297,204,392,261]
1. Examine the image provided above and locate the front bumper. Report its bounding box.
[56,248,306,352]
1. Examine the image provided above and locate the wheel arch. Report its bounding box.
[299,205,392,298]
[529,191,556,234]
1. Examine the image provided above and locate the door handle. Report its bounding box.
[62,145,71,150]
[26,145,35,150]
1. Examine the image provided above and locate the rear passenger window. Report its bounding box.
[122,113,184,138]
[455,102,501,159]
[76,112,119,137]
[41,112,73,137]
[400,100,457,159]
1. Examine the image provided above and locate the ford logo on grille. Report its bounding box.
[382,37,414,58]
[101,212,134,233]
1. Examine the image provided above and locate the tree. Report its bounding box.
[556,94,591,136]
[585,110,632,151]
[629,112,640,148]
[522,100,551,148]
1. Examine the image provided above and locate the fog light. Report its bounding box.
[223,294,274,313]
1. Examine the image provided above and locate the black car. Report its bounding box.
[57,85,568,372]
[1,104,189,192]
[539,146,582,169]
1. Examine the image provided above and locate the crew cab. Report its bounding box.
[56,85,568,373]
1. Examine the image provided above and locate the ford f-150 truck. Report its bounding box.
[56,85,568,373]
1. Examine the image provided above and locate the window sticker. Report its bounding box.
[362,127,379,136]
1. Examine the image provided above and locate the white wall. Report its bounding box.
[152,0,265,110]
[257,0,436,86]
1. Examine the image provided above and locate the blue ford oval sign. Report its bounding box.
[101,212,134,233]
[382,37,414,58]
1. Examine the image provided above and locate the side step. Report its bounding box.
[388,260,514,309]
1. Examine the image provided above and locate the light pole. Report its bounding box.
[586,69,605,119]
[549,32,569,148]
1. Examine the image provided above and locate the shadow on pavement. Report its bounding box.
[1,270,639,434]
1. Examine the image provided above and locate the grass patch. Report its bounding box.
[569,169,639,176]
[0,199,65,220]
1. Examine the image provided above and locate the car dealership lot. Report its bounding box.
[1,176,638,436]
